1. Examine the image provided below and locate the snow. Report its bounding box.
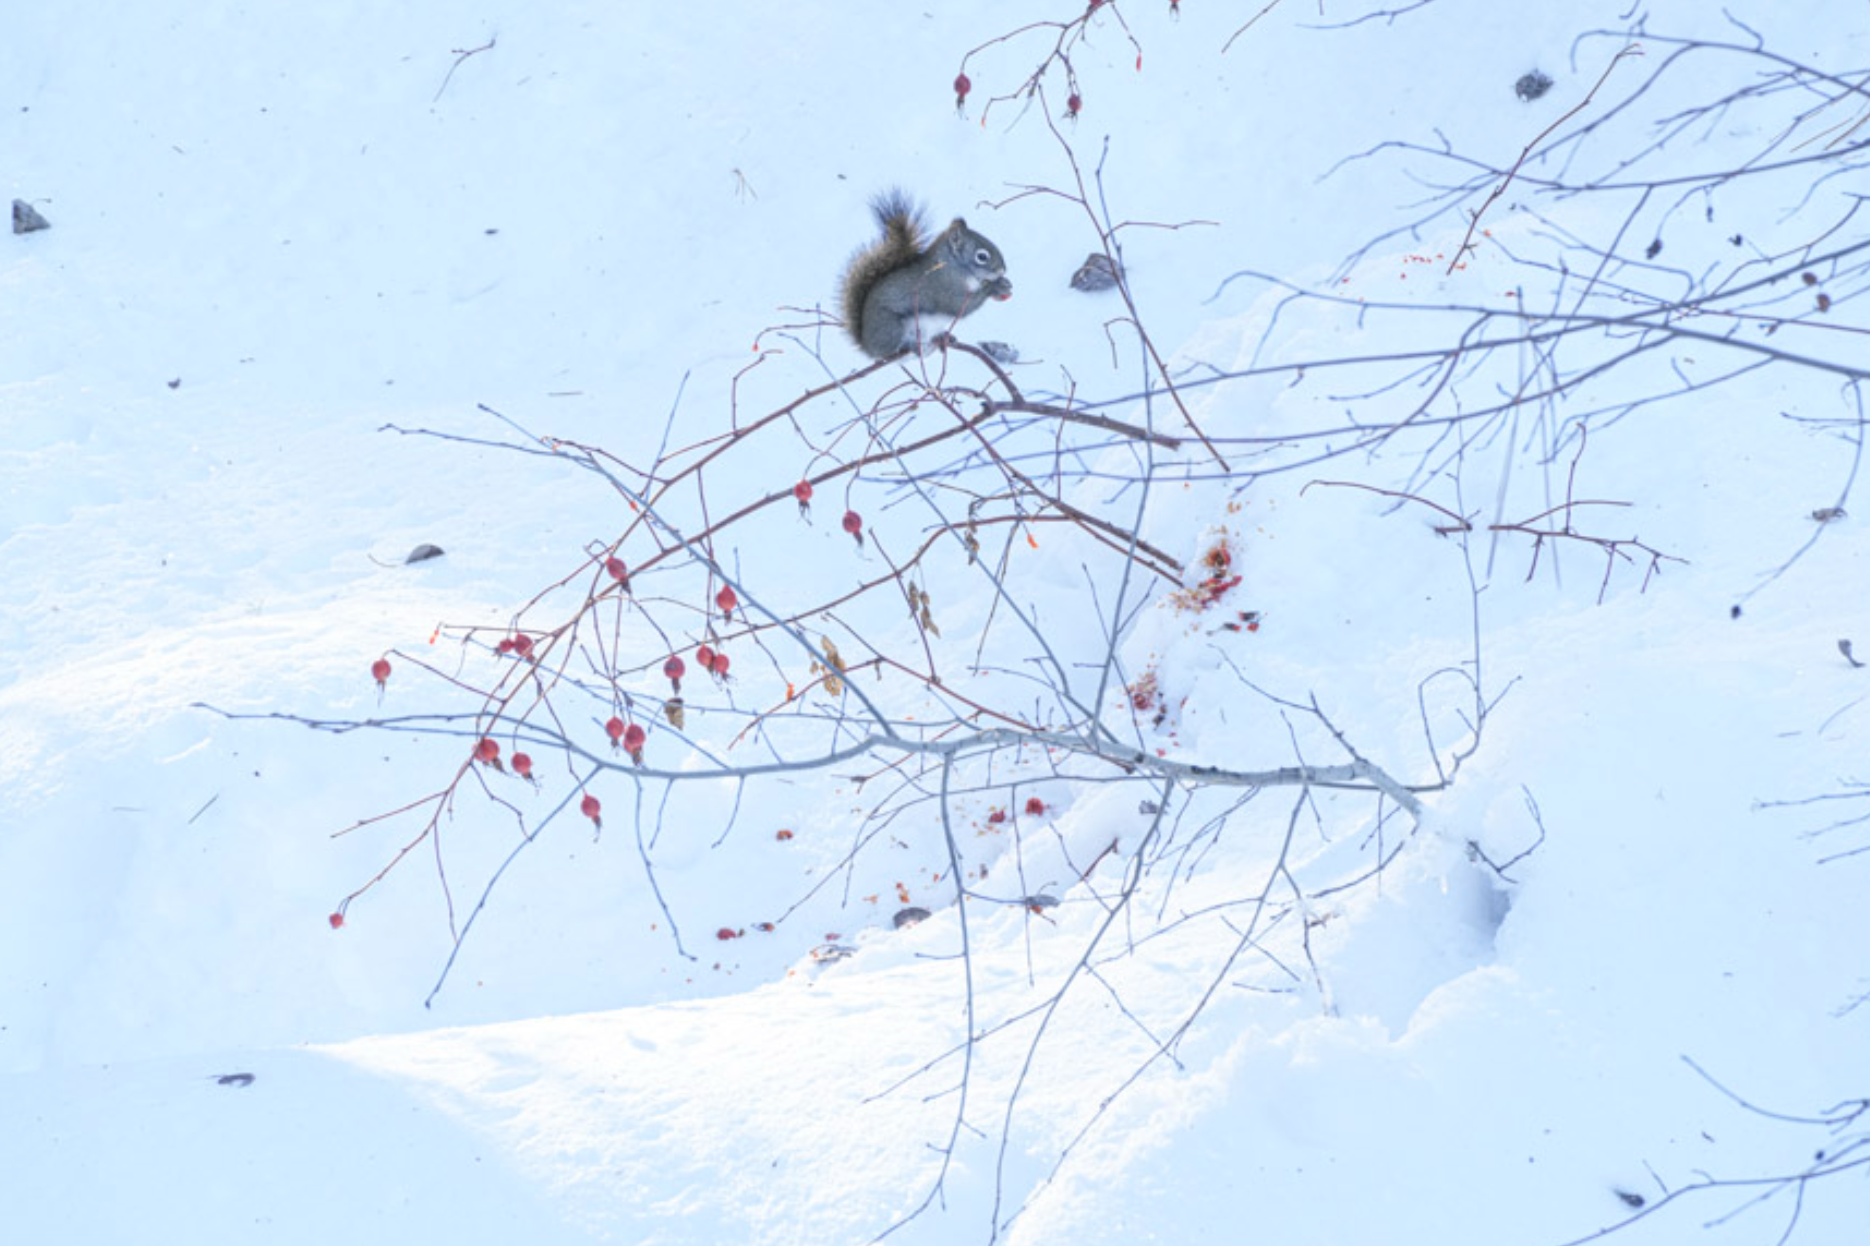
[3,1,1866,1243]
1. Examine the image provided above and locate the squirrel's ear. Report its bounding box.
[951,218,968,230]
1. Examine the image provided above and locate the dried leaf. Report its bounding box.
[907,584,942,636]
[816,637,846,696]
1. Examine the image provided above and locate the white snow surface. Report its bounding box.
[3,2,1866,1244]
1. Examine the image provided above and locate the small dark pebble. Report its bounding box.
[12,199,50,233]
[1515,71,1553,102]
[1070,252,1122,293]
[405,543,445,564]
[893,906,931,929]
[216,1073,256,1088]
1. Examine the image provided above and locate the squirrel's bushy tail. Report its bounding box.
[868,188,928,240]
[840,190,930,347]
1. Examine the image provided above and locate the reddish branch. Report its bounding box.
[1304,450,1686,604]
[1447,42,1645,274]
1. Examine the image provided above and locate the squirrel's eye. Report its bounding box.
[975,248,993,266]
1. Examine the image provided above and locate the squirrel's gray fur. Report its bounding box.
[839,190,1011,359]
